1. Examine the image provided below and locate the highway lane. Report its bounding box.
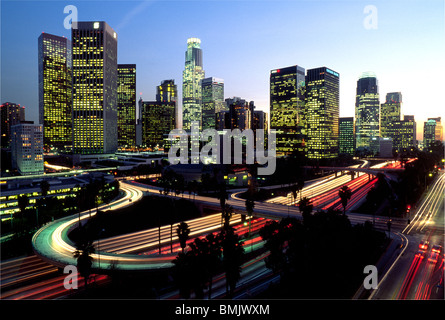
[369,172,445,300]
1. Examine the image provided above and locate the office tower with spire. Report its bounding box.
[182,37,205,131]
[72,21,118,154]
[305,67,340,159]
[117,64,136,147]
[38,32,72,151]
[270,65,306,157]
[355,72,380,153]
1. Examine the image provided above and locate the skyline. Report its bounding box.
[1,0,445,140]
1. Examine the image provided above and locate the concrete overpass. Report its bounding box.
[304,165,405,181]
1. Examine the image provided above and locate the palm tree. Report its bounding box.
[176,222,190,253]
[222,204,233,230]
[220,226,245,298]
[17,195,29,218]
[217,183,229,227]
[299,197,313,223]
[40,180,50,198]
[204,233,221,299]
[338,185,352,214]
[73,238,95,290]
[245,198,255,244]
[38,180,51,225]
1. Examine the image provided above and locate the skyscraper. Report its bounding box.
[156,79,178,127]
[72,21,118,155]
[182,38,205,131]
[380,92,402,139]
[117,64,136,147]
[339,117,355,155]
[270,65,306,157]
[11,121,44,175]
[201,77,224,130]
[38,32,72,151]
[393,115,416,151]
[1,102,25,149]
[423,117,443,150]
[139,81,177,149]
[305,67,340,159]
[355,72,380,152]
[156,79,178,104]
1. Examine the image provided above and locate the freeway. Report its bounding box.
[9,159,419,299]
[368,171,445,300]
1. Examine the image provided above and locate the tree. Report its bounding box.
[40,180,50,198]
[245,198,255,241]
[221,204,233,230]
[176,222,191,253]
[17,195,29,217]
[338,185,352,214]
[220,226,245,298]
[73,237,95,290]
[299,197,313,223]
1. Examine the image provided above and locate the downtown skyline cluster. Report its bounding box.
[1,12,444,175]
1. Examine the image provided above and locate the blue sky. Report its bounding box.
[1,0,444,139]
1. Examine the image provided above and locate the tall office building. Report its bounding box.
[253,110,267,131]
[38,33,72,151]
[201,77,224,130]
[11,122,44,175]
[339,117,355,155]
[270,65,306,157]
[380,92,402,139]
[355,72,380,152]
[393,115,416,151]
[182,38,205,131]
[305,67,340,159]
[72,21,118,154]
[423,117,443,150]
[140,81,177,148]
[117,64,136,147]
[140,101,176,149]
[156,79,178,104]
[1,102,25,148]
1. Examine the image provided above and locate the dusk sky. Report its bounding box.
[1,0,444,140]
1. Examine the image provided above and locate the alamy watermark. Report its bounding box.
[168,121,276,176]
[363,5,378,30]
[363,265,378,289]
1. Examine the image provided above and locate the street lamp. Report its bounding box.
[97,228,105,270]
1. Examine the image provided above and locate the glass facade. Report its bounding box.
[380,92,402,139]
[355,73,380,151]
[423,117,443,150]
[305,67,340,159]
[1,102,25,149]
[10,122,44,175]
[339,117,355,155]
[182,38,205,131]
[38,33,72,151]
[72,21,118,154]
[140,101,176,149]
[393,115,416,151]
[117,64,136,147]
[201,77,224,130]
[270,65,306,157]
[157,79,177,104]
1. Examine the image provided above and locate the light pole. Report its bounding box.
[97,228,105,271]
